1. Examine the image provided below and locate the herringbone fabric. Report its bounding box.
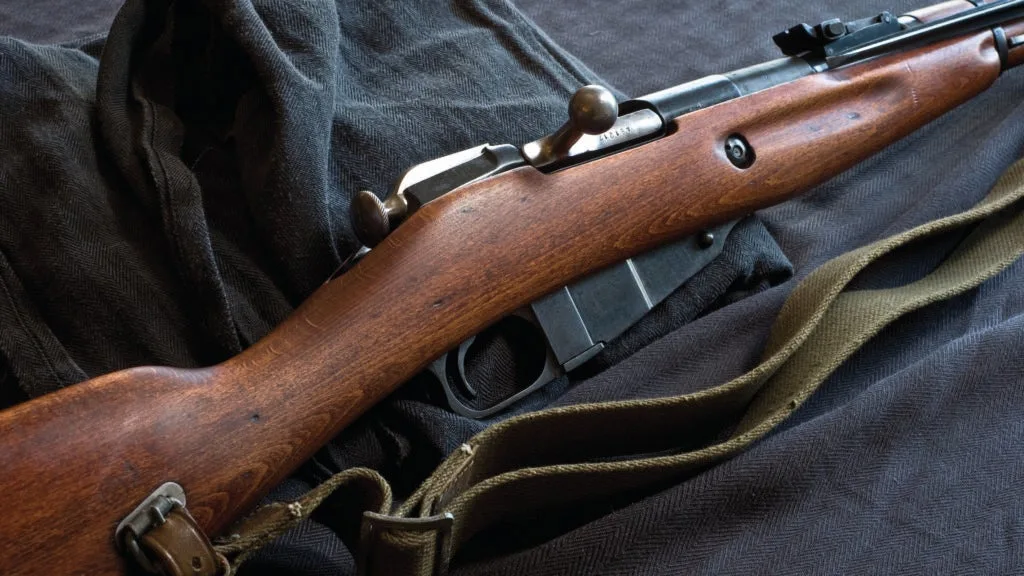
[2,0,1024,574]
[0,0,793,574]
[210,161,1024,575]
[366,159,1024,575]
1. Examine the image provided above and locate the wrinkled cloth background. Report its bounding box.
[1,0,1023,575]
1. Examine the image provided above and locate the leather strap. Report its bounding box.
[139,505,224,576]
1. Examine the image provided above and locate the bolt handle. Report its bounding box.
[521,85,619,168]
[354,86,619,246]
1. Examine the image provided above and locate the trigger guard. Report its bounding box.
[432,309,563,419]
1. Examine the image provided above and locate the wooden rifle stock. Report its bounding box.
[1,3,1020,572]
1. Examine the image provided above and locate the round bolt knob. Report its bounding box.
[352,190,388,247]
[352,190,408,247]
[568,85,618,135]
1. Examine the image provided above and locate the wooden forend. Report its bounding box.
[0,12,1010,575]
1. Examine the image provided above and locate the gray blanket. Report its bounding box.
[0,0,1021,574]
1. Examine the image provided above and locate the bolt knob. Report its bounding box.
[568,85,618,135]
[352,190,408,247]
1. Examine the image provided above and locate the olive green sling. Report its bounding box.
[211,158,1024,575]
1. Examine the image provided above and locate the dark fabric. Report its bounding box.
[0,0,119,46]
[0,0,790,572]
[0,0,654,398]
[0,2,1022,576]
[479,3,1024,576]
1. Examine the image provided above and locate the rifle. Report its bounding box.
[2,0,1022,573]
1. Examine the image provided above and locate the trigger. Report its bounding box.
[453,336,477,398]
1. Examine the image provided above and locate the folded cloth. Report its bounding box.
[6,0,1023,573]
[0,0,792,574]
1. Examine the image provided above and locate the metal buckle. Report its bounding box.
[115,482,187,573]
[358,511,455,576]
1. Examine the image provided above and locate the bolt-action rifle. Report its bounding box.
[1,0,1023,573]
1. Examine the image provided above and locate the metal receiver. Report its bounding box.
[772,0,1024,68]
[347,0,1024,416]
[347,82,729,417]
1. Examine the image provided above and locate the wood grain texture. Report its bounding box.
[0,16,1011,576]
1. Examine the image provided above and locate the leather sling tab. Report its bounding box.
[215,159,1024,575]
[139,505,223,576]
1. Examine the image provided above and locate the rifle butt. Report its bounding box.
[0,10,1010,573]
